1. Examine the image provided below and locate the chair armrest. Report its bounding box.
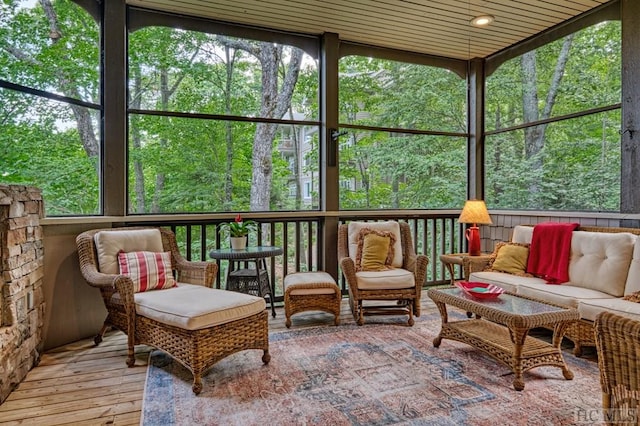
[339,256,359,296]
[78,259,122,290]
[413,254,429,285]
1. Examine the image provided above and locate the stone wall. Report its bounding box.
[0,185,45,403]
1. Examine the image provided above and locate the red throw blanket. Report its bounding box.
[526,222,579,284]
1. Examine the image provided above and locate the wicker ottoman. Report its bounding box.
[284,271,341,328]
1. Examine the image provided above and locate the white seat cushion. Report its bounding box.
[130,284,266,330]
[579,298,640,322]
[469,271,546,294]
[356,268,415,290]
[516,282,615,308]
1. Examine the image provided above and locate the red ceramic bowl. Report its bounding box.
[454,281,505,299]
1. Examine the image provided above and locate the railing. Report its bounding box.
[131,212,466,305]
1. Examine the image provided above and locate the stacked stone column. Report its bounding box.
[0,185,44,403]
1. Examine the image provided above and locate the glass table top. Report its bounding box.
[434,287,569,316]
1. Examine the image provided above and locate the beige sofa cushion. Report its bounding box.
[356,268,415,290]
[516,282,615,308]
[94,229,164,274]
[468,271,545,294]
[511,225,533,244]
[567,231,636,297]
[578,298,640,322]
[348,221,403,268]
[624,237,640,295]
[132,284,266,330]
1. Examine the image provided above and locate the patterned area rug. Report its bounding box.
[141,311,602,425]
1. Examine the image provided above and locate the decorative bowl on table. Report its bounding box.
[454,281,504,299]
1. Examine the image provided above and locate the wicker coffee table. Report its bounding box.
[427,286,580,391]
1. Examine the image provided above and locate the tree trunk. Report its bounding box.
[39,0,99,160]
[249,43,303,211]
[151,69,171,213]
[288,107,302,210]
[130,65,146,213]
[521,35,573,200]
[224,46,235,209]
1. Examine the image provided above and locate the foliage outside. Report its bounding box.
[0,2,622,215]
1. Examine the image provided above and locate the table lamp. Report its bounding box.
[458,200,492,256]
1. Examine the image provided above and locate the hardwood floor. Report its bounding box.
[0,299,361,425]
[0,294,594,425]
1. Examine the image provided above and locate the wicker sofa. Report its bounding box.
[465,225,640,357]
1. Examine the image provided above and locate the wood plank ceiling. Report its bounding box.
[127,0,611,60]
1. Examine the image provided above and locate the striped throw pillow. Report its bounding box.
[117,251,177,292]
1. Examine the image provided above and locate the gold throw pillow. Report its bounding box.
[488,242,531,276]
[355,228,396,272]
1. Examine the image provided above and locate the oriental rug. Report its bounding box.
[141,312,602,426]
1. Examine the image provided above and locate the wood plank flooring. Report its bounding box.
[0,294,594,425]
[0,298,363,425]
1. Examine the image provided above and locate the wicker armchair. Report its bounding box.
[76,226,270,394]
[595,312,640,425]
[338,221,428,326]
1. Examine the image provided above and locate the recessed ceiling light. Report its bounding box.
[470,15,495,27]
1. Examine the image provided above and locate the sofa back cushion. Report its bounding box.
[511,225,533,244]
[624,238,640,295]
[348,221,403,268]
[568,231,636,297]
[94,228,164,274]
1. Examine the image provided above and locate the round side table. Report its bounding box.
[209,246,283,318]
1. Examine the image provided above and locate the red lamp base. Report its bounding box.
[465,226,481,256]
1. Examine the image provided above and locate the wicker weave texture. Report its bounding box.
[76,226,269,394]
[338,221,429,326]
[464,225,640,357]
[428,287,578,391]
[595,312,640,425]
[284,280,341,328]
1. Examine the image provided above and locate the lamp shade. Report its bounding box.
[458,200,492,225]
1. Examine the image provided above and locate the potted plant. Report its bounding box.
[220,214,257,250]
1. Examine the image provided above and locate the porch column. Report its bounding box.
[102,0,127,215]
[468,58,485,200]
[321,32,340,280]
[621,0,640,226]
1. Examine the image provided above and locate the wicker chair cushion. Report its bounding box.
[117,251,177,292]
[568,231,636,297]
[347,221,403,268]
[94,229,164,274]
[355,268,415,290]
[114,284,266,330]
[284,272,338,295]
